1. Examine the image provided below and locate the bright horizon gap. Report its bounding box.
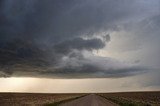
[0,76,160,93]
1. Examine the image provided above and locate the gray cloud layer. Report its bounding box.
[0,0,158,78]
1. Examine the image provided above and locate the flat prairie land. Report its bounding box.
[99,91,160,106]
[0,91,160,106]
[0,93,85,106]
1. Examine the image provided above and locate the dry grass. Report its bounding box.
[99,91,160,106]
[0,91,160,106]
[0,93,84,106]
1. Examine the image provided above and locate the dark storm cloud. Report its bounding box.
[40,62,147,78]
[0,0,154,78]
[53,38,105,54]
[0,0,146,43]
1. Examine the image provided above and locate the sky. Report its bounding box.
[0,0,160,93]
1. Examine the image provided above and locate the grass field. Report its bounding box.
[0,93,85,106]
[99,91,160,106]
[0,91,160,106]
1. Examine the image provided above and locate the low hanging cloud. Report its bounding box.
[41,55,147,78]
[0,0,156,78]
[53,38,106,54]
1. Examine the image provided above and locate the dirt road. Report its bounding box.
[60,94,119,106]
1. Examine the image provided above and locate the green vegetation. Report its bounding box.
[99,95,151,106]
[44,95,86,106]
